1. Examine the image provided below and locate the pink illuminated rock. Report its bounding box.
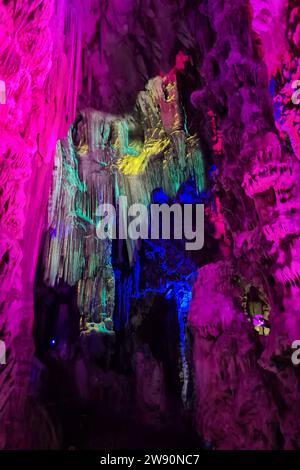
[0,0,81,448]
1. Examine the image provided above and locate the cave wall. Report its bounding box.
[189,0,300,449]
[0,0,81,448]
[1,0,300,450]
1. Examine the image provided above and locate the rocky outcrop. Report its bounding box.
[188,0,300,449]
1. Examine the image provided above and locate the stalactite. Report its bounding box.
[43,65,205,333]
[44,112,116,328]
[117,74,205,210]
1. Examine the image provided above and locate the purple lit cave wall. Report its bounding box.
[1,0,300,450]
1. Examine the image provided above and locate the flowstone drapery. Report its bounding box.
[43,69,205,331]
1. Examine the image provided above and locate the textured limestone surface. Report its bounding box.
[2,0,300,449]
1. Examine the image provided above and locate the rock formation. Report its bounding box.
[1,0,300,450]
